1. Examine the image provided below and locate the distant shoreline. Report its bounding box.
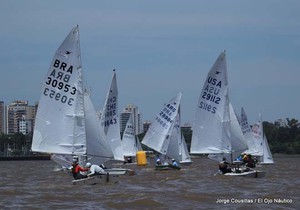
[273,153,300,158]
[0,153,298,161]
[0,155,51,161]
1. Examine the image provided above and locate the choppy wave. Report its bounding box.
[0,157,299,209]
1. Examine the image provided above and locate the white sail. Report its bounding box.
[84,91,114,164]
[251,116,264,156]
[136,136,143,151]
[240,107,263,155]
[262,134,274,164]
[100,71,124,161]
[228,103,248,160]
[253,114,274,164]
[142,92,182,155]
[190,52,231,155]
[122,114,142,157]
[167,108,191,164]
[32,26,86,155]
[190,51,248,162]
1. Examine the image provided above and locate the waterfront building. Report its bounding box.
[6,100,36,135]
[0,101,5,134]
[120,104,142,135]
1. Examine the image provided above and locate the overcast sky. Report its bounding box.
[1,0,299,124]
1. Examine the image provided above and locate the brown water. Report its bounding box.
[0,156,299,210]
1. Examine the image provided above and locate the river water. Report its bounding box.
[0,156,299,210]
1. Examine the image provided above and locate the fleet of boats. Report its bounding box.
[31,26,274,184]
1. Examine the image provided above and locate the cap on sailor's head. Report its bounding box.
[72,156,79,162]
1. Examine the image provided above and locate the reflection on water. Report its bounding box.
[0,156,299,209]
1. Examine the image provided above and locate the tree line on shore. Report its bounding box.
[0,118,299,156]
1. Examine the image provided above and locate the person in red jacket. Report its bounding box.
[71,157,88,180]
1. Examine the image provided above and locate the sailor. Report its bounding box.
[71,158,89,180]
[85,162,106,177]
[156,154,162,165]
[219,157,232,174]
[242,153,248,163]
[171,158,179,167]
[100,163,107,169]
[235,154,243,162]
[127,157,133,163]
[246,154,256,168]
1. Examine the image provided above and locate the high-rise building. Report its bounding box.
[6,100,36,135]
[274,119,286,128]
[0,101,6,134]
[120,104,142,135]
[120,112,131,134]
[143,120,151,133]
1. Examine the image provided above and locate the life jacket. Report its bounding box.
[219,161,227,170]
[71,164,78,174]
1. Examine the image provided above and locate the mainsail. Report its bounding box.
[240,107,263,156]
[190,52,230,154]
[84,90,114,164]
[253,114,274,164]
[190,51,247,161]
[122,114,143,157]
[142,92,182,156]
[167,107,191,164]
[262,134,274,164]
[32,26,114,166]
[100,71,124,161]
[32,26,86,155]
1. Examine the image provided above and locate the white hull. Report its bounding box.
[224,170,266,178]
[179,161,192,166]
[104,168,135,176]
[72,174,119,185]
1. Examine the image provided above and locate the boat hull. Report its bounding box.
[155,164,181,170]
[72,173,119,185]
[105,168,135,176]
[224,170,266,178]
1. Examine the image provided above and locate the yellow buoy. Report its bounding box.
[136,151,147,166]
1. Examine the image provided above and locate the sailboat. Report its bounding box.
[190,51,265,178]
[240,107,263,156]
[142,92,182,170]
[166,107,191,165]
[99,70,124,162]
[252,114,274,164]
[121,113,143,163]
[31,26,125,184]
[261,134,274,164]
